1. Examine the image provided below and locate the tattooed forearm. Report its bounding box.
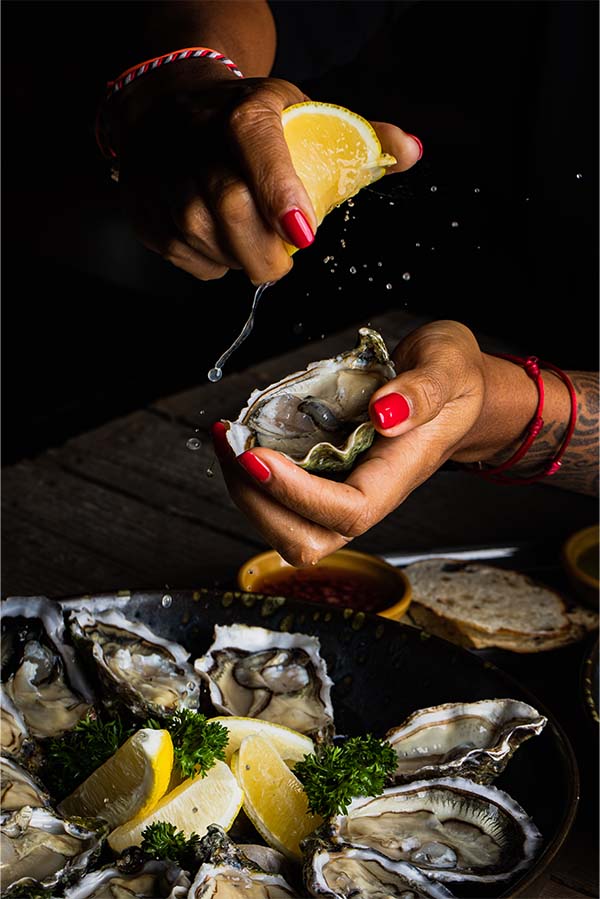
[516,371,598,496]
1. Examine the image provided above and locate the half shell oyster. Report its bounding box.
[0,756,51,812]
[327,776,542,883]
[224,328,395,472]
[62,857,191,899]
[68,609,201,719]
[386,698,547,784]
[194,624,334,739]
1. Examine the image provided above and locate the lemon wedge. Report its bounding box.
[58,728,173,830]
[108,759,243,854]
[207,716,314,768]
[233,734,322,861]
[281,101,396,232]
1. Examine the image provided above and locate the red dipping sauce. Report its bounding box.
[253,566,397,613]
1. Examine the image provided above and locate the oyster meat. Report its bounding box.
[68,609,201,718]
[0,756,50,812]
[327,777,542,883]
[386,698,547,784]
[194,624,334,738]
[303,839,454,899]
[0,685,33,761]
[189,825,299,898]
[62,857,191,899]
[1,596,94,742]
[0,805,107,896]
[223,328,395,472]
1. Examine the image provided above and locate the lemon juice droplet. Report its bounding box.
[161,594,173,608]
[576,173,583,180]
[430,185,437,192]
[386,283,393,290]
[402,272,411,281]
[186,437,202,451]
[208,368,222,382]
[451,221,459,228]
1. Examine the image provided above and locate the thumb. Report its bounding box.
[370,122,423,173]
[369,367,452,437]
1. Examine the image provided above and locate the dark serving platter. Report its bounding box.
[12,588,580,899]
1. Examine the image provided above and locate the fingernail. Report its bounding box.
[238,451,271,482]
[211,421,232,457]
[406,133,424,161]
[372,393,411,429]
[280,208,314,248]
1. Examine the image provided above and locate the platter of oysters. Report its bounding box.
[0,589,578,898]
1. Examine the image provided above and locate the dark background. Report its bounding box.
[2,0,598,465]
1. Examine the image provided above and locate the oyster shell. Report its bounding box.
[189,824,299,897]
[68,609,201,719]
[327,776,542,883]
[0,805,107,896]
[194,625,334,739]
[386,698,547,784]
[62,857,191,899]
[224,328,395,472]
[0,756,51,812]
[0,685,33,761]
[1,597,94,741]
[303,839,454,899]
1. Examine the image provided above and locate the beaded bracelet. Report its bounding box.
[474,355,577,485]
[95,46,245,162]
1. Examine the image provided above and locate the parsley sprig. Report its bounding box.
[140,821,201,868]
[147,709,229,779]
[294,733,397,818]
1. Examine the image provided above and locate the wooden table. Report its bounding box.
[2,307,598,898]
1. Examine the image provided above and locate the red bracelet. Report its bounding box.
[95,46,245,163]
[474,355,577,485]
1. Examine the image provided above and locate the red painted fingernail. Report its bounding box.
[211,421,232,457]
[280,208,314,248]
[372,393,411,429]
[406,133,424,161]
[238,451,271,482]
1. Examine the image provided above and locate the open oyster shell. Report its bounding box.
[62,857,191,899]
[1,597,95,744]
[194,624,334,739]
[386,698,547,784]
[303,838,455,899]
[68,609,201,719]
[189,824,300,897]
[326,776,542,883]
[0,805,107,896]
[0,756,51,812]
[223,328,395,472]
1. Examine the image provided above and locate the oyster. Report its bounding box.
[190,824,300,898]
[224,328,395,472]
[386,698,547,784]
[194,625,334,738]
[327,777,542,883]
[62,857,191,898]
[0,805,107,896]
[0,685,33,761]
[1,597,94,741]
[0,756,51,812]
[68,609,201,718]
[303,839,454,899]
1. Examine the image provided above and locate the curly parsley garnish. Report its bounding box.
[146,709,229,779]
[140,821,201,868]
[294,733,397,818]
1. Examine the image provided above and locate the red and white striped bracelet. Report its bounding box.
[96,46,244,162]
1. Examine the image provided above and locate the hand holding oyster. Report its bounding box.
[222,329,395,473]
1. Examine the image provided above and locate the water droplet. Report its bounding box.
[347,198,355,207]
[474,187,480,193]
[198,410,205,416]
[208,367,222,382]
[320,333,325,339]
[206,467,214,478]
[377,261,383,267]
[338,285,343,290]
[362,264,368,268]
[161,594,173,608]
[349,266,357,274]
[430,185,437,192]
[451,221,459,228]
[340,239,346,248]
[431,246,436,250]
[329,268,335,273]
[386,283,393,290]
[402,272,411,281]
[476,245,481,250]
[293,322,304,335]
[186,437,202,451]
[389,201,395,206]
[368,277,373,282]
[576,173,583,180]
[525,197,530,202]
[415,242,421,247]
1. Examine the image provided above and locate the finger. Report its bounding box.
[211,424,345,565]
[228,79,319,246]
[206,175,294,285]
[370,122,423,174]
[169,182,241,270]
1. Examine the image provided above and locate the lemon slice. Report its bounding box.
[282,101,396,229]
[108,759,243,854]
[58,728,173,830]
[233,734,322,861]
[207,716,314,768]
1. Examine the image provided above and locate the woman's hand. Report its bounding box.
[212,321,495,566]
[112,71,422,285]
